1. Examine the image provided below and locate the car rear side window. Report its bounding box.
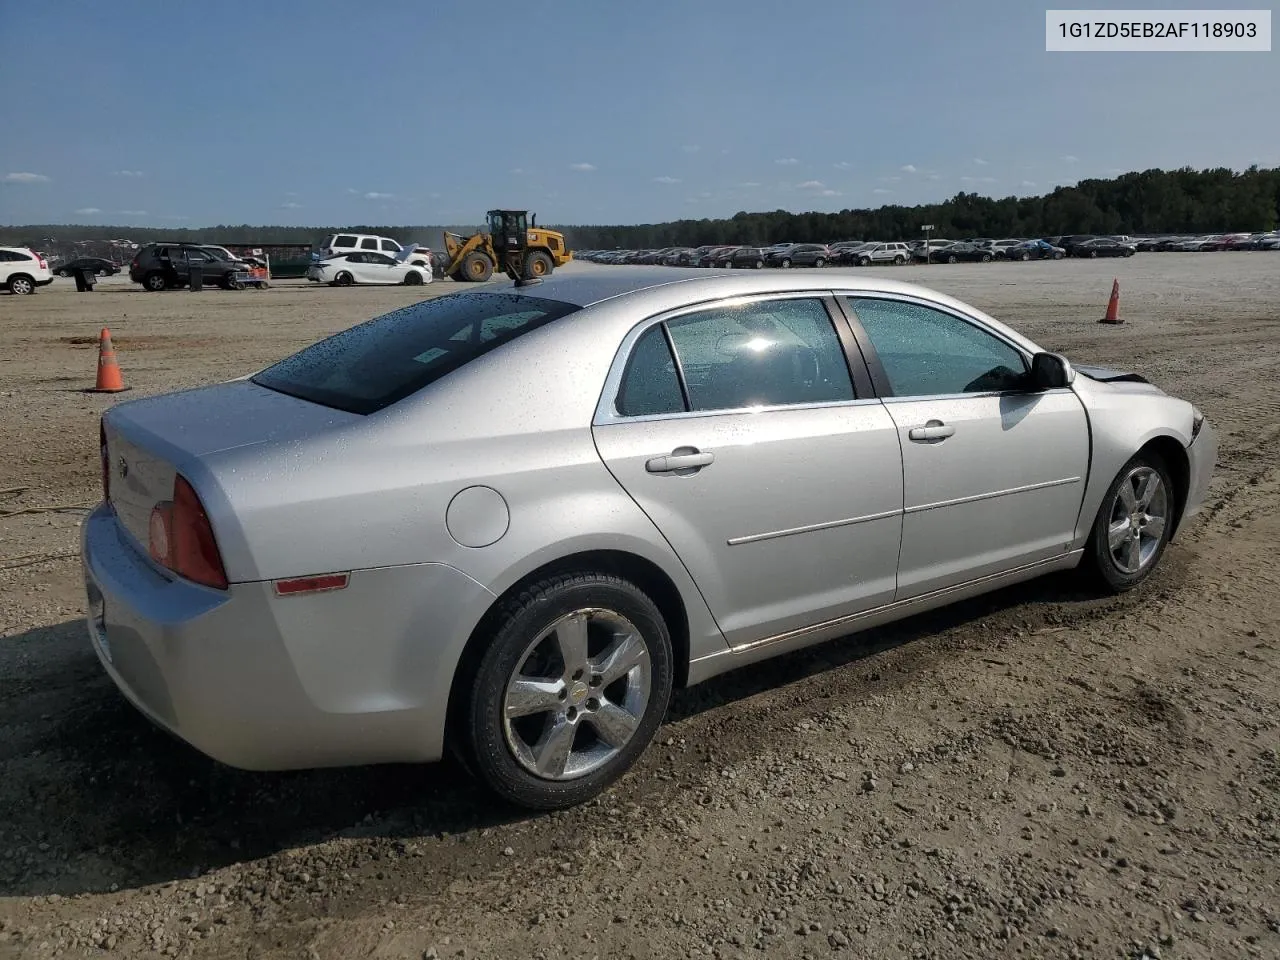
[334,235,357,247]
[616,326,685,417]
[664,298,855,413]
[252,292,581,415]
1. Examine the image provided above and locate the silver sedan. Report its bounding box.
[82,267,1217,808]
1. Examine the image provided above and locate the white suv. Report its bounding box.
[852,242,911,266]
[1,247,54,295]
[317,233,433,271]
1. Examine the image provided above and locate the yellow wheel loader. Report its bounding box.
[441,210,573,282]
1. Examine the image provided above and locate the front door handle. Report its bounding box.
[908,420,956,442]
[646,447,715,474]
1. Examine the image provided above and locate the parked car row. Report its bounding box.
[576,230,1279,271]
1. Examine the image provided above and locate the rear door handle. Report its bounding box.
[908,420,956,442]
[646,448,715,473]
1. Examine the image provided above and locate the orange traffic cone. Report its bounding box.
[86,327,130,393]
[1098,278,1122,324]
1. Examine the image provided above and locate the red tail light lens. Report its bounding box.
[147,475,228,590]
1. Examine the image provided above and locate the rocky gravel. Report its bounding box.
[1,256,1278,959]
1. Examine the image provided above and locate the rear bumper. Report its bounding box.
[36,276,55,287]
[81,504,495,770]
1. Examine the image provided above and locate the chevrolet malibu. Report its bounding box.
[83,268,1217,809]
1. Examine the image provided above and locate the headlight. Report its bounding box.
[1191,405,1205,440]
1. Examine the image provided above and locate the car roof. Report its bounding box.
[483,265,1002,317]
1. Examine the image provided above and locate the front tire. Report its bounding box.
[1085,452,1175,592]
[461,251,494,282]
[334,271,355,286]
[460,572,674,809]
[814,257,826,268]
[142,271,167,292]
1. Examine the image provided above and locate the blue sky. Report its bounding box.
[0,0,1276,227]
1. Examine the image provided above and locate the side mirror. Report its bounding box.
[1030,352,1074,390]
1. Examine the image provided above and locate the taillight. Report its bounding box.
[147,474,228,589]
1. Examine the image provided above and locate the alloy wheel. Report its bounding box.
[502,608,652,781]
[1106,466,1168,574]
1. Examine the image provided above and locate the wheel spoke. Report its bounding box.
[531,717,576,778]
[1136,473,1160,509]
[506,678,564,718]
[1118,480,1139,513]
[587,701,639,749]
[592,631,647,686]
[1108,519,1131,552]
[553,614,589,671]
[1143,514,1166,542]
[1125,533,1141,571]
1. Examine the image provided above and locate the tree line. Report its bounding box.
[4,166,1277,252]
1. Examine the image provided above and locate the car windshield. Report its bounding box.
[252,291,582,414]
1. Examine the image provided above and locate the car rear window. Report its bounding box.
[252,292,582,415]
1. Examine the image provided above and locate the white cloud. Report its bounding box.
[569,162,596,172]
[901,164,918,173]
[74,207,101,215]
[879,176,902,183]
[927,173,942,181]
[820,189,841,197]
[116,210,147,216]
[280,201,303,209]
[776,157,800,165]
[653,175,681,184]
[1063,154,1079,162]
[873,188,893,195]
[160,215,189,221]
[364,191,394,200]
[1020,180,1037,188]
[429,192,441,199]
[682,144,701,153]
[739,181,761,188]
[4,172,50,183]
[698,191,713,199]
[797,180,825,189]
[510,167,525,175]
[833,161,853,170]
[285,191,298,197]
[960,176,997,184]
[974,158,989,166]
[113,170,144,178]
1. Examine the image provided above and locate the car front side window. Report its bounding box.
[846,297,1028,397]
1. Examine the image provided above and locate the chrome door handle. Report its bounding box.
[646,448,715,473]
[908,420,955,442]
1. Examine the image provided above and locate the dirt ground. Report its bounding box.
[1,256,1277,960]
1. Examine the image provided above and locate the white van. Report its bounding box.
[317,233,432,271]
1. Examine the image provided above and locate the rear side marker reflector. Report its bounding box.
[273,574,350,597]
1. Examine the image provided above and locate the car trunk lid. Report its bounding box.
[102,379,358,555]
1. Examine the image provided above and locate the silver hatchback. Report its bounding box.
[83,267,1216,808]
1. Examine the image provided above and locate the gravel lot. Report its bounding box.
[1,255,1277,960]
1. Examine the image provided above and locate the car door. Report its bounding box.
[839,294,1090,598]
[593,294,904,649]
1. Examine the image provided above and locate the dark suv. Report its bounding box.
[129,243,251,291]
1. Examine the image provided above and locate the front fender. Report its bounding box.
[1071,376,1196,548]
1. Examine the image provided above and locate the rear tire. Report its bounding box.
[7,275,35,295]
[980,253,992,263]
[523,250,554,279]
[780,258,791,269]
[1020,252,1030,261]
[458,572,674,809]
[947,254,958,264]
[1085,452,1175,593]
[461,251,494,282]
